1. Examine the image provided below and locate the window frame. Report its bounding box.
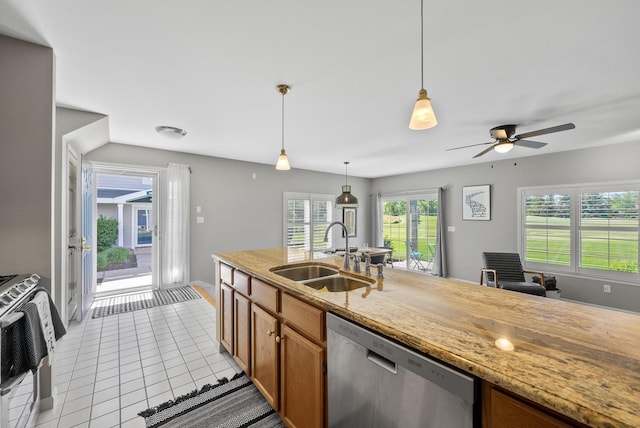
[518,181,640,283]
[283,192,335,252]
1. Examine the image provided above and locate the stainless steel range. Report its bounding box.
[0,274,42,428]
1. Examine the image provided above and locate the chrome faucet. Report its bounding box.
[364,253,372,276]
[353,255,361,273]
[324,221,351,270]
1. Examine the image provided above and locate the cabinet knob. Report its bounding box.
[267,330,274,336]
[275,336,281,343]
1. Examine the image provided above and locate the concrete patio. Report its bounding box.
[97,247,153,295]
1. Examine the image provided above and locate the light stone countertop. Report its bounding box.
[213,247,640,428]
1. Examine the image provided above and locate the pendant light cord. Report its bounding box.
[420,0,424,89]
[281,91,285,151]
[344,161,349,186]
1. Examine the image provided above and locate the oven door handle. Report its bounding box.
[0,311,24,328]
[0,371,28,397]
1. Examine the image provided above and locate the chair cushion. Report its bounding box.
[499,281,547,296]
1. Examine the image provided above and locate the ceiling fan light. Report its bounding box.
[409,89,437,130]
[276,148,290,170]
[493,141,514,153]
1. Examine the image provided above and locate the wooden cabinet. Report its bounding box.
[482,382,580,428]
[281,292,324,342]
[233,292,251,373]
[280,325,324,428]
[251,304,279,408]
[218,261,327,427]
[220,282,234,354]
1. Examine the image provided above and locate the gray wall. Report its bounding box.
[85,143,371,283]
[371,141,640,312]
[0,35,54,282]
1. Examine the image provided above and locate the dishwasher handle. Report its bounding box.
[367,349,398,375]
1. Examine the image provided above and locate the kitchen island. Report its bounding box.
[213,247,640,428]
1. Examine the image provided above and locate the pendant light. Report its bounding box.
[335,161,358,208]
[275,84,291,170]
[409,0,437,130]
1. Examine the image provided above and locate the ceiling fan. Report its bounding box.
[448,122,576,158]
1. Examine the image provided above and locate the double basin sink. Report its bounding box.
[270,262,374,292]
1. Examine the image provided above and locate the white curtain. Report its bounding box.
[432,187,447,277]
[162,163,190,287]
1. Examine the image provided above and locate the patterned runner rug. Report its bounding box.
[92,286,201,318]
[139,372,284,428]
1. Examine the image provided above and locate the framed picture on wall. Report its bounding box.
[342,207,357,237]
[462,185,491,221]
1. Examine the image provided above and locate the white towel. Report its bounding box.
[27,291,56,366]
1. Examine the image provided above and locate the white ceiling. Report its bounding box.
[2,0,640,178]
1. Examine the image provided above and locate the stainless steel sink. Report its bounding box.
[271,264,339,281]
[304,275,374,292]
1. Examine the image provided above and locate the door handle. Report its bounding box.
[82,245,91,251]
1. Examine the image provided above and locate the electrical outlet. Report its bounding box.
[603,284,612,293]
[461,264,466,271]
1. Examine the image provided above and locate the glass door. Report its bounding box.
[94,170,158,295]
[381,193,438,272]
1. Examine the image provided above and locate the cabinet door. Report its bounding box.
[251,304,279,409]
[233,292,251,374]
[220,283,233,354]
[280,325,324,428]
[484,385,574,428]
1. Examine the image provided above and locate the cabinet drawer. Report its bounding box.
[234,271,251,296]
[252,278,279,313]
[220,263,233,285]
[281,293,325,343]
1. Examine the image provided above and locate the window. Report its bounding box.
[136,208,153,246]
[520,183,639,281]
[283,193,334,252]
[134,206,153,246]
[380,192,438,272]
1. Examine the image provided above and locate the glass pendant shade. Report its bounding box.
[409,89,437,130]
[335,185,359,208]
[493,141,514,153]
[276,148,290,170]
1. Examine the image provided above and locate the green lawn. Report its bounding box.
[383,215,437,261]
[526,216,638,273]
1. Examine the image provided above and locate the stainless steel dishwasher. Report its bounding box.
[327,313,478,428]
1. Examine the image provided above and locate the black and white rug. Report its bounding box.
[92,286,201,318]
[139,372,284,428]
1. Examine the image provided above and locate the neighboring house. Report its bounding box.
[96,174,153,249]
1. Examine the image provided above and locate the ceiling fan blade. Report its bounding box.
[515,139,547,149]
[514,122,575,140]
[473,145,496,158]
[446,142,494,151]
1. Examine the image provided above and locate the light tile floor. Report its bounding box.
[35,297,239,428]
